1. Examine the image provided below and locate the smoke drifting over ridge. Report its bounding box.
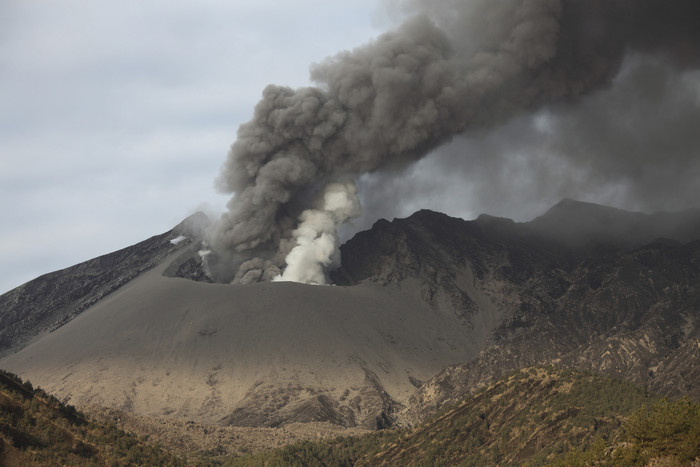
[211,0,700,284]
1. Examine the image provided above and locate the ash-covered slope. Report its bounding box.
[0,212,500,428]
[0,212,209,358]
[0,268,491,428]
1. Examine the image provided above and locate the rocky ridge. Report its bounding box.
[330,200,700,422]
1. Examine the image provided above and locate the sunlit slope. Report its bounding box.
[1,259,494,428]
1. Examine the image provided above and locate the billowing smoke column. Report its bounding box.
[211,0,700,284]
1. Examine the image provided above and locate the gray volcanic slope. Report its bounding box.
[2,199,699,429]
[0,254,499,428]
[0,212,209,357]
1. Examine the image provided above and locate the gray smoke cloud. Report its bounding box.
[210,0,700,283]
[354,54,700,227]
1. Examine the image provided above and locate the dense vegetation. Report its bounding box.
[225,367,699,466]
[561,396,700,466]
[0,369,182,466]
[1,366,697,465]
[221,430,400,467]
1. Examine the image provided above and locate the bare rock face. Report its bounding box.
[330,205,700,423]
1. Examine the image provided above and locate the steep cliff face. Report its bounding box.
[331,202,700,422]
[331,210,567,337]
[408,241,700,421]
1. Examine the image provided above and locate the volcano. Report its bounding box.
[1,200,699,429]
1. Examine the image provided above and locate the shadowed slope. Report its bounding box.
[527,198,700,248]
[332,203,700,422]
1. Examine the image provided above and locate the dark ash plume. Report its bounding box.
[211,0,700,284]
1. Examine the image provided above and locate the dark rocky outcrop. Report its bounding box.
[406,245,700,420]
[330,201,700,422]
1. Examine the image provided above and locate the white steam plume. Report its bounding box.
[274,181,361,285]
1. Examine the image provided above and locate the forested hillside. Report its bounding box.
[0,369,181,466]
[226,367,699,466]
